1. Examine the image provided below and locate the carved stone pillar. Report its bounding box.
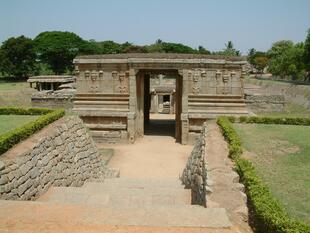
[240,65,246,96]
[181,113,189,145]
[179,69,188,113]
[178,69,189,144]
[127,68,137,143]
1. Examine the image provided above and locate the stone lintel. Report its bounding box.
[74,58,246,66]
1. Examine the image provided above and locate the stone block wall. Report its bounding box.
[31,91,75,109]
[0,116,104,200]
[245,94,285,113]
[181,123,208,207]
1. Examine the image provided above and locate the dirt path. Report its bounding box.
[0,116,252,233]
[102,135,193,179]
[205,121,253,233]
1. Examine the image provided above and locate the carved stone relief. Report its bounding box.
[74,65,79,75]
[84,70,104,93]
[188,69,208,94]
[90,70,99,93]
[216,70,234,94]
[112,71,129,93]
[192,71,200,94]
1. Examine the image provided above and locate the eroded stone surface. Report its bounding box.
[0,116,106,201]
[205,121,252,233]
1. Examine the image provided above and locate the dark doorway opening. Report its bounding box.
[137,70,182,141]
[163,95,170,102]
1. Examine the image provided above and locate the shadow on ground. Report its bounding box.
[144,118,176,137]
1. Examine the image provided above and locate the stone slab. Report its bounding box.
[95,178,184,188]
[38,185,191,206]
[0,200,232,228]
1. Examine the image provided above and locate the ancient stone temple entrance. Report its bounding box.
[73,53,248,144]
[135,71,182,141]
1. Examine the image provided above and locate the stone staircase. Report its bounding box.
[188,94,249,116]
[28,178,231,228]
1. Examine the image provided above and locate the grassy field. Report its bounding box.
[0,115,39,135]
[0,81,35,107]
[234,123,310,223]
[258,102,310,118]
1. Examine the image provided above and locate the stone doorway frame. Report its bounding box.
[132,69,183,143]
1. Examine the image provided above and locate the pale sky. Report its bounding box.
[1,0,310,54]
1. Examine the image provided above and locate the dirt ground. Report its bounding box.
[98,115,253,233]
[205,121,253,233]
[0,115,252,233]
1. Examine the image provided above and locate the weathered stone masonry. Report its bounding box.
[0,116,104,201]
[73,53,248,145]
[245,94,285,113]
[181,123,208,207]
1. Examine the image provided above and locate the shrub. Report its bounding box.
[217,117,310,233]
[236,116,310,126]
[0,107,53,115]
[0,108,65,155]
[227,116,236,123]
[239,116,247,123]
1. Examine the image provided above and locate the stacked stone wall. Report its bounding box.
[181,123,208,207]
[245,94,285,113]
[0,116,104,200]
[31,91,74,109]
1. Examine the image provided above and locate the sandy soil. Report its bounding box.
[205,121,253,233]
[0,115,252,233]
[102,114,192,179]
[103,135,193,179]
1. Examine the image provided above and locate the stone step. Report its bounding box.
[0,200,232,228]
[94,177,184,188]
[188,102,246,107]
[38,185,191,206]
[189,98,245,103]
[188,94,243,99]
[189,109,249,115]
[189,106,247,112]
[83,180,186,190]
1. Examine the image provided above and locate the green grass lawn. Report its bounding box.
[258,102,310,118]
[0,115,39,135]
[0,81,35,107]
[234,123,310,223]
[0,81,29,91]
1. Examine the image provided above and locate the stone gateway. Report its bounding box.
[73,53,248,144]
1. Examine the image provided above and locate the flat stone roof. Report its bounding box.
[76,53,246,60]
[28,76,76,83]
[151,86,175,93]
[74,53,247,65]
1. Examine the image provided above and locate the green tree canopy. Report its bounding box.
[146,40,198,54]
[247,49,269,74]
[33,31,90,74]
[198,45,211,54]
[267,40,305,80]
[213,41,240,56]
[0,36,37,78]
[303,29,310,81]
[87,40,123,54]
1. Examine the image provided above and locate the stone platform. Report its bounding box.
[0,178,231,230]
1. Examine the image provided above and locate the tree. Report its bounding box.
[247,48,256,65]
[303,29,310,81]
[33,31,90,74]
[0,36,37,78]
[253,55,268,75]
[87,40,123,54]
[247,49,269,75]
[122,45,148,53]
[198,45,211,54]
[213,41,240,56]
[267,40,305,80]
[146,40,197,54]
